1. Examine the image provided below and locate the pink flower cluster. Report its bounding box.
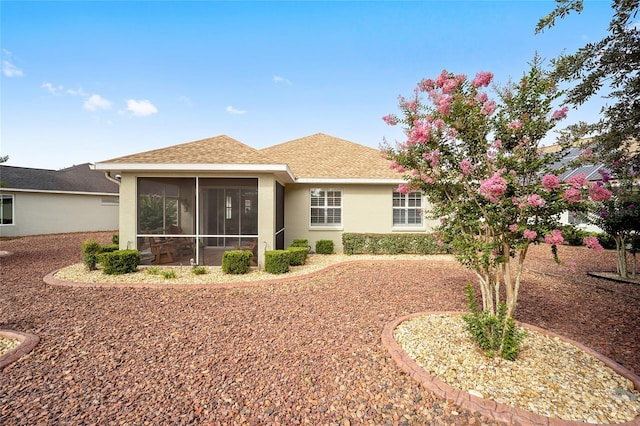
[422,150,441,168]
[479,170,507,202]
[583,236,604,252]
[382,114,398,126]
[567,173,589,188]
[396,183,418,195]
[472,71,494,88]
[407,119,431,145]
[552,106,569,120]
[563,188,582,203]
[541,174,561,190]
[527,194,546,207]
[544,229,564,245]
[523,229,537,241]
[460,159,473,176]
[589,183,612,201]
[507,120,523,132]
[480,100,496,116]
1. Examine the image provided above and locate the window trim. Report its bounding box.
[392,190,424,229]
[0,194,15,226]
[309,188,343,229]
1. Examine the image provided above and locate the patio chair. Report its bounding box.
[149,237,178,264]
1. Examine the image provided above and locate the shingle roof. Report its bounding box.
[100,135,275,165]
[0,163,118,193]
[260,133,401,180]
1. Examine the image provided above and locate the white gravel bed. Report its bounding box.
[394,314,640,424]
[0,338,20,356]
[53,253,453,285]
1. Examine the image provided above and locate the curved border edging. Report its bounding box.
[0,329,40,370]
[43,259,454,290]
[382,311,640,426]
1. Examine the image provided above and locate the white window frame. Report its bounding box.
[309,188,342,228]
[0,194,15,226]
[392,191,424,228]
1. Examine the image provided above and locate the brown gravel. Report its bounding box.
[1,232,639,425]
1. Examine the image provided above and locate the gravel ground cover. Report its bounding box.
[1,232,639,425]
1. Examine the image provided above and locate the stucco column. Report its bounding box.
[119,174,137,250]
[257,175,276,268]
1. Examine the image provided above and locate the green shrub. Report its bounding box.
[222,250,253,275]
[315,240,334,254]
[112,234,119,245]
[162,269,177,279]
[265,250,291,274]
[82,240,102,271]
[97,250,140,275]
[100,244,119,253]
[342,233,450,255]
[287,246,308,266]
[560,225,587,246]
[146,266,161,275]
[192,265,207,275]
[291,239,309,248]
[462,284,525,361]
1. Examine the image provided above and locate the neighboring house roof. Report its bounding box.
[260,133,401,181]
[0,163,118,194]
[546,146,609,182]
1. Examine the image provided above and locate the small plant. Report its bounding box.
[291,239,309,248]
[162,269,177,279]
[97,250,140,275]
[192,265,207,275]
[315,240,334,254]
[222,250,252,275]
[462,284,525,361]
[82,240,102,271]
[146,266,161,275]
[287,246,308,266]
[112,234,119,245]
[265,250,291,274]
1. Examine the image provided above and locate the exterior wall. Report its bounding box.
[0,190,119,237]
[283,183,439,252]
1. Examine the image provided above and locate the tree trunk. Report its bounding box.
[615,235,628,278]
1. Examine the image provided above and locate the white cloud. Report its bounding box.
[226,105,247,115]
[126,99,158,116]
[83,94,112,111]
[2,59,23,77]
[178,95,193,107]
[41,82,64,95]
[273,75,292,85]
[67,87,88,97]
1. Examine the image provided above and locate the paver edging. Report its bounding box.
[0,329,40,370]
[382,311,640,426]
[43,258,452,290]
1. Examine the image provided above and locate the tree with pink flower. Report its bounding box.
[382,60,609,359]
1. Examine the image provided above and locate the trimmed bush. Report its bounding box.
[82,240,102,271]
[100,244,119,253]
[291,239,309,248]
[315,240,334,254]
[342,233,450,255]
[597,233,617,250]
[265,250,291,274]
[287,246,308,266]
[222,250,252,275]
[192,265,207,275]
[97,250,140,275]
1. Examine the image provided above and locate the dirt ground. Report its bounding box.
[1,232,638,425]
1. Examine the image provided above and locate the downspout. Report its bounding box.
[103,171,121,186]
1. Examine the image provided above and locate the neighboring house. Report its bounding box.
[0,163,119,237]
[93,133,439,267]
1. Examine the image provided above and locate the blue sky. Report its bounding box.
[1,1,614,170]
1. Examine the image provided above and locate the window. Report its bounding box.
[393,191,423,226]
[0,194,14,225]
[310,188,342,227]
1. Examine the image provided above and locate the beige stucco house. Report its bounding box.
[0,163,119,237]
[93,133,438,267]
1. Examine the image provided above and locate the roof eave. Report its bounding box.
[92,163,296,183]
[295,177,406,184]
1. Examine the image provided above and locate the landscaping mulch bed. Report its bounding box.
[1,232,638,425]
